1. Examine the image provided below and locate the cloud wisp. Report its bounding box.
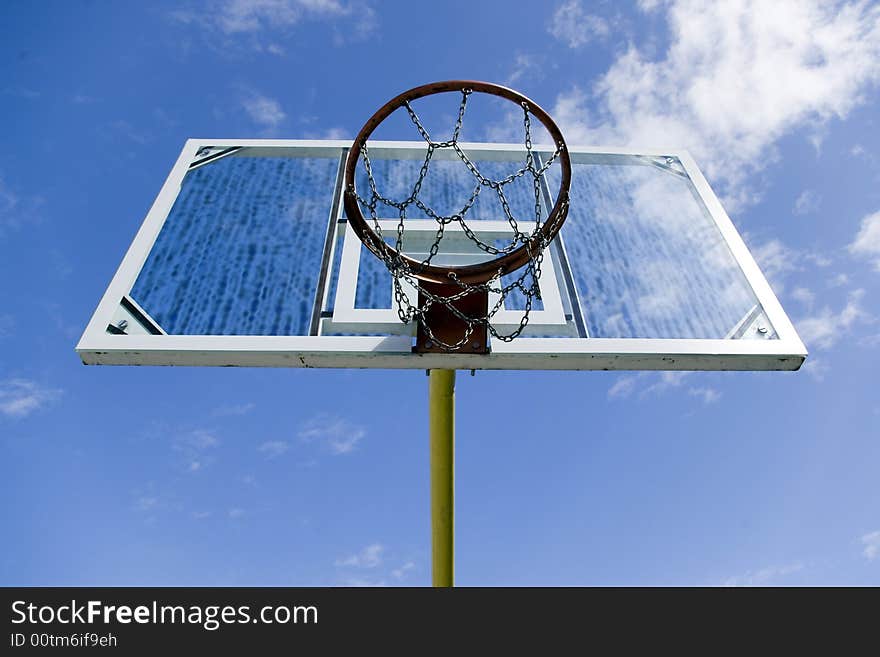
[333,544,418,586]
[241,93,287,133]
[335,543,383,569]
[748,236,830,295]
[0,176,43,238]
[793,190,822,216]
[607,371,721,406]
[721,561,804,587]
[172,428,220,473]
[171,0,378,48]
[849,210,880,271]
[298,414,365,455]
[258,440,290,458]
[212,402,256,417]
[795,289,869,350]
[0,378,61,419]
[801,357,830,382]
[862,530,880,560]
[547,1,610,49]
[391,561,415,580]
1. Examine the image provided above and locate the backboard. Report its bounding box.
[77,139,807,370]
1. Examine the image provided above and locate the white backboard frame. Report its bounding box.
[325,220,572,337]
[76,139,807,371]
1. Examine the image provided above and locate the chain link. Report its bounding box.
[352,89,563,350]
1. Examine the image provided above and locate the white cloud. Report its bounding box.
[808,128,827,156]
[850,143,871,160]
[209,0,347,34]
[796,289,869,349]
[219,0,306,33]
[299,414,365,455]
[552,1,880,208]
[173,428,219,473]
[391,561,415,580]
[213,402,256,416]
[317,127,350,140]
[335,543,383,568]
[0,378,61,418]
[258,440,290,458]
[806,253,832,268]
[339,576,387,586]
[642,371,690,397]
[508,53,543,85]
[608,374,726,406]
[547,1,609,48]
[828,273,849,288]
[109,119,150,145]
[688,387,721,404]
[185,428,219,449]
[134,496,159,512]
[72,93,99,104]
[3,87,40,99]
[793,189,821,216]
[0,177,43,237]
[862,530,880,560]
[749,238,800,293]
[748,237,830,295]
[228,507,246,519]
[722,561,804,586]
[242,93,286,130]
[172,0,377,43]
[849,210,880,271]
[791,287,815,309]
[607,375,638,399]
[607,371,722,403]
[802,357,830,382]
[336,3,377,43]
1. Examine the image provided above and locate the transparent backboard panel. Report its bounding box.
[131,153,339,336]
[128,147,772,339]
[354,244,390,310]
[78,140,805,370]
[548,156,768,340]
[348,153,765,339]
[355,156,541,224]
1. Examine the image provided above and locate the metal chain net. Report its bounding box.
[350,89,563,351]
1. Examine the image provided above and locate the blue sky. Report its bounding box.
[2,0,880,586]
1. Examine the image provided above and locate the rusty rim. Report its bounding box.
[342,80,571,286]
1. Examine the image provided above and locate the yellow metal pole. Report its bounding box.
[429,369,455,587]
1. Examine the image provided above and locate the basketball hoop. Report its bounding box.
[343,80,572,353]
